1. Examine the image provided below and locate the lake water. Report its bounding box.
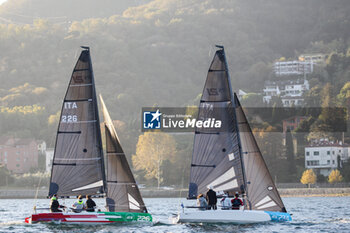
[0,197,349,232]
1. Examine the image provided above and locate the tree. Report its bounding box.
[132,132,176,188]
[300,169,316,188]
[285,129,297,181]
[0,166,14,186]
[328,169,343,183]
[340,161,350,182]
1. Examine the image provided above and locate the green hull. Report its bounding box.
[99,212,152,222]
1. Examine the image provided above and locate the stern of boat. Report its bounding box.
[24,216,32,224]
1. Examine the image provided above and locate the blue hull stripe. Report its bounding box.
[264,211,292,222]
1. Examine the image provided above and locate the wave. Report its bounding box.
[0,220,24,226]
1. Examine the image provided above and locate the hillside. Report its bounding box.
[0,0,349,156]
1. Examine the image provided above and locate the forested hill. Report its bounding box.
[0,0,349,147]
[0,0,151,23]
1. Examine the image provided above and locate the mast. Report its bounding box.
[88,47,107,194]
[219,45,250,209]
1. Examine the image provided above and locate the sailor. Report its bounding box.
[50,194,65,212]
[197,194,208,210]
[231,192,243,210]
[72,195,84,213]
[206,186,217,210]
[220,193,231,210]
[85,195,96,212]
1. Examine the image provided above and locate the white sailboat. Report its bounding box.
[173,45,292,224]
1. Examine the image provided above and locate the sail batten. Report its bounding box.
[48,48,106,197]
[100,95,147,213]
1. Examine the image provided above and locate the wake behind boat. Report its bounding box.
[25,47,152,224]
[173,45,292,224]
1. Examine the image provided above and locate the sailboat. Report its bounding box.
[25,47,152,224]
[173,45,292,224]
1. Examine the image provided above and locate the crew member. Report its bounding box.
[72,195,84,213]
[197,194,208,210]
[50,194,65,212]
[231,192,243,210]
[206,186,217,210]
[85,195,96,212]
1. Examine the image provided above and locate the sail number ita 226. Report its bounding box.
[61,115,78,123]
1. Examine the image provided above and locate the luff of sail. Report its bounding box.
[234,94,287,212]
[188,47,246,199]
[99,95,147,213]
[49,47,106,197]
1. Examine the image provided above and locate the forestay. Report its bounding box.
[49,47,106,197]
[99,96,148,213]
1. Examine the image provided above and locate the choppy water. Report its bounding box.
[0,197,350,232]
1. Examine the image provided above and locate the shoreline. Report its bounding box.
[1,187,350,199]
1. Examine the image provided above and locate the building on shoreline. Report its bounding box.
[305,139,350,176]
[45,148,54,173]
[0,137,38,174]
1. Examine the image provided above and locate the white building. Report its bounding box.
[263,79,309,106]
[274,60,313,76]
[305,140,350,176]
[299,53,327,66]
[45,148,54,173]
[37,140,46,154]
[238,89,247,100]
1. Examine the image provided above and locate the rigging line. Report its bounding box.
[32,174,44,214]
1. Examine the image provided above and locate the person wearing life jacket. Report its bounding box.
[220,193,231,210]
[50,194,65,212]
[72,195,84,213]
[197,194,208,210]
[231,192,243,210]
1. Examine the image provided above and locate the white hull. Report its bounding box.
[172,209,291,224]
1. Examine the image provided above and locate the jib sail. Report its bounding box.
[100,95,148,213]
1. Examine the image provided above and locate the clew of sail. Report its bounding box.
[188,47,246,199]
[234,94,287,212]
[99,95,147,213]
[49,47,106,197]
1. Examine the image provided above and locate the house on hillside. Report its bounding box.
[0,137,39,174]
[274,60,313,76]
[263,79,309,107]
[298,53,327,66]
[283,116,307,133]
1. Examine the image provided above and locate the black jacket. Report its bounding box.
[86,199,96,212]
[206,189,217,205]
[50,200,62,212]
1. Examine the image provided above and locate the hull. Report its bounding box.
[173,209,291,224]
[25,212,152,224]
